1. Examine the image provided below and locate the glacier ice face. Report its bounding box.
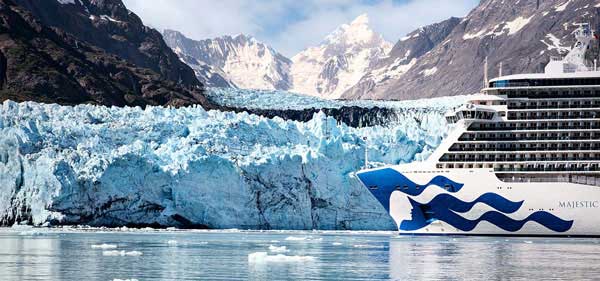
[0,96,456,230]
[206,87,467,111]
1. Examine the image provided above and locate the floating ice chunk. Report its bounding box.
[18,230,44,236]
[167,240,178,245]
[102,250,143,256]
[284,236,322,242]
[248,252,316,264]
[91,244,118,249]
[524,241,533,244]
[268,245,289,253]
[285,236,308,241]
[353,244,385,249]
[332,242,343,246]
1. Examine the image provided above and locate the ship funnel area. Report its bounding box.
[545,23,596,74]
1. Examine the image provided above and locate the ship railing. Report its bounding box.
[497,174,600,186]
[494,167,600,172]
[508,104,600,110]
[442,158,600,163]
[467,125,600,131]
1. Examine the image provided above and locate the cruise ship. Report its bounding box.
[357,23,600,236]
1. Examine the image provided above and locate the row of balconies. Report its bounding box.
[468,122,600,132]
[507,111,600,120]
[501,89,600,99]
[450,144,600,152]
[459,133,599,141]
[496,174,600,186]
[507,98,600,109]
[439,162,600,172]
[439,153,600,162]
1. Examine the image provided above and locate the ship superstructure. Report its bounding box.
[357,24,600,236]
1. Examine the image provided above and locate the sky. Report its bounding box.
[123,0,479,57]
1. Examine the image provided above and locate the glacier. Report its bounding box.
[206,87,465,111]
[0,93,464,230]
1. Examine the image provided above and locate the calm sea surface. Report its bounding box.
[1,227,600,280]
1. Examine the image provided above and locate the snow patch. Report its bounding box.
[400,33,419,41]
[56,0,76,4]
[540,34,570,54]
[463,28,489,40]
[463,15,534,40]
[504,15,534,35]
[555,0,573,11]
[421,67,438,77]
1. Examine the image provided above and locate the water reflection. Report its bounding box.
[0,229,600,280]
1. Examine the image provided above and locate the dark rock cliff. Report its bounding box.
[0,0,214,108]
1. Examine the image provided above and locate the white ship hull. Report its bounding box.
[357,166,600,236]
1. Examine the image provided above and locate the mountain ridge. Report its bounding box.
[164,14,392,99]
[343,0,600,100]
[163,30,292,91]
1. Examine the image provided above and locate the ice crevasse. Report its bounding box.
[0,97,458,230]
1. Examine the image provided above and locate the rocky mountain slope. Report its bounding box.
[290,14,392,99]
[343,0,600,100]
[163,30,292,90]
[0,0,213,108]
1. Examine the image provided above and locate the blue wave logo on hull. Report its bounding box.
[417,193,524,214]
[357,168,463,212]
[357,169,574,233]
[401,195,573,232]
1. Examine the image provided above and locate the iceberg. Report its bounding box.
[0,92,460,230]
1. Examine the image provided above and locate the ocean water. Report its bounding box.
[1,228,600,281]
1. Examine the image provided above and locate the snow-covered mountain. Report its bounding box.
[290,14,392,99]
[163,30,292,90]
[343,0,600,100]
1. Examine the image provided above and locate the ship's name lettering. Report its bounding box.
[558,201,600,208]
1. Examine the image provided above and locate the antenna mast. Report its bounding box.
[499,61,503,77]
[483,57,489,88]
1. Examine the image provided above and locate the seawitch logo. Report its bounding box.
[559,201,600,208]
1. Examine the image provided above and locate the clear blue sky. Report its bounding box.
[124,0,479,57]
